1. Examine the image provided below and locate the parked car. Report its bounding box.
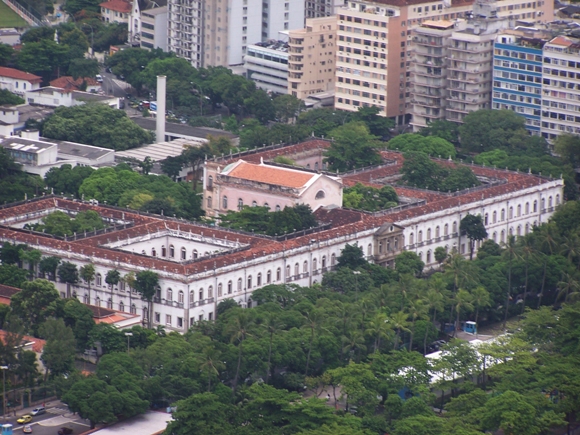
[95,74,103,83]
[58,428,73,435]
[23,425,32,433]
[31,406,45,416]
[17,415,32,424]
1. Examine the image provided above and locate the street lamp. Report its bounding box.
[0,366,7,422]
[82,23,95,58]
[125,332,133,353]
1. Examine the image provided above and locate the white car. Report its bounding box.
[95,74,103,83]
[30,406,45,416]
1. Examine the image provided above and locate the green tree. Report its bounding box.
[58,261,79,298]
[400,151,446,190]
[453,289,473,337]
[68,58,99,80]
[0,44,14,66]
[470,286,491,329]
[10,279,60,335]
[139,156,154,175]
[39,256,60,281]
[554,133,580,168]
[351,105,394,138]
[164,392,236,435]
[419,119,459,144]
[45,164,95,198]
[273,94,305,123]
[460,214,488,260]
[39,318,76,380]
[160,155,184,181]
[481,391,542,435]
[63,378,118,428]
[0,89,24,105]
[323,121,381,172]
[395,251,424,277]
[134,271,159,328]
[388,133,456,158]
[227,309,255,394]
[62,298,95,351]
[459,109,528,153]
[336,244,367,270]
[0,264,28,288]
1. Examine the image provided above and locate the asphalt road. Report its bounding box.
[100,69,130,98]
[5,402,91,435]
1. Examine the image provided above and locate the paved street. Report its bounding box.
[4,402,91,435]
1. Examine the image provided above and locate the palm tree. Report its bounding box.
[423,286,444,354]
[261,313,284,384]
[123,272,136,313]
[105,269,121,310]
[341,330,367,362]
[199,347,224,392]
[19,249,42,279]
[79,264,96,304]
[407,298,427,351]
[501,235,517,331]
[470,286,491,330]
[453,289,474,337]
[561,233,580,271]
[365,312,392,353]
[536,223,560,308]
[302,310,325,376]
[516,234,535,313]
[389,311,410,350]
[227,310,254,394]
[557,273,580,304]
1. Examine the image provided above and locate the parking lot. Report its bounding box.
[4,402,91,435]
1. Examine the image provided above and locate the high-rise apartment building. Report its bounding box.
[288,16,337,99]
[492,29,545,135]
[168,0,304,68]
[334,0,553,123]
[305,0,345,18]
[540,35,580,139]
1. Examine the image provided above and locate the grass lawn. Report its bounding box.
[0,2,28,28]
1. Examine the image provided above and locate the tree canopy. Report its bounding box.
[388,134,456,159]
[324,122,382,172]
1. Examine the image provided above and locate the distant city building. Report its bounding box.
[24,87,120,109]
[288,16,337,100]
[0,67,42,97]
[244,41,289,95]
[50,76,102,93]
[99,0,132,24]
[167,0,304,68]
[306,0,345,19]
[140,5,168,50]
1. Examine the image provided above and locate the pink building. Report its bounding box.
[203,159,342,217]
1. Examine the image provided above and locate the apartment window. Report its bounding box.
[167,288,173,301]
[169,245,175,258]
[177,317,183,328]
[207,196,212,208]
[96,273,102,287]
[181,247,186,260]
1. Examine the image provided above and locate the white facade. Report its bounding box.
[244,42,289,94]
[0,68,41,97]
[140,6,168,50]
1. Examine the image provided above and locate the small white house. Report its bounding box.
[0,67,42,96]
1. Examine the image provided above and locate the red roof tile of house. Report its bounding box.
[549,36,573,46]
[226,161,316,188]
[50,76,100,92]
[99,0,132,13]
[0,330,46,353]
[0,67,42,83]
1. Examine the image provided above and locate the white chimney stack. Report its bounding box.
[156,75,166,143]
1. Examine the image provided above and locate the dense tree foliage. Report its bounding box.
[0,148,45,204]
[25,210,105,237]
[343,183,398,211]
[388,134,456,159]
[45,164,95,197]
[324,122,382,172]
[219,204,318,236]
[42,105,153,150]
[0,89,24,105]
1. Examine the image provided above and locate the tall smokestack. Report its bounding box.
[156,75,166,143]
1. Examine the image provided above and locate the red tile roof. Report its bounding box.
[549,36,573,47]
[226,161,316,188]
[0,67,42,83]
[100,0,132,13]
[50,76,100,92]
[0,330,46,353]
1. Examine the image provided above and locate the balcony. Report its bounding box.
[412,58,445,67]
[410,88,442,97]
[411,47,446,57]
[449,45,480,54]
[410,98,442,108]
[411,69,444,79]
[413,37,444,47]
[412,78,445,87]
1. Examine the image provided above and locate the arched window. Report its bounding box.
[208,286,213,298]
[96,296,101,307]
[501,209,505,221]
[435,226,440,238]
[84,294,89,304]
[257,273,262,286]
[161,245,167,257]
[169,245,175,258]
[427,228,431,240]
[252,200,257,207]
[208,175,213,188]
[331,253,336,266]
[548,196,553,208]
[247,275,252,289]
[426,250,431,263]
[119,301,125,312]
[444,224,449,236]
[193,249,198,259]
[533,200,538,212]
[452,221,457,233]
[367,243,372,256]
[190,290,194,303]
[238,198,244,211]
[493,211,497,223]
[275,205,281,212]
[517,225,521,236]
[501,230,505,243]
[207,196,212,208]
[167,288,173,301]
[556,194,561,205]
[178,290,184,304]
[223,196,228,209]
[264,203,270,210]
[237,279,242,292]
[315,190,325,199]
[276,268,281,281]
[96,273,102,287]
[517,204,521,217]
[509,227,514,236]
[409,232,415,244]
[484,213,489,225]
[131,304,137,314]
[525,202,530,214]
[199,288,204,300]
[107,298,113,309]
[267,270,271,283]
[295,263,299,276]
[418,230,423,242]
[286,265,291,280]
[303,261,308,273]
[525,223,529,234]
[227,281,232,294]
[218,284,223,297]
[315,161,319,170]
[541,198,545,210]
[509,207,513,219]
[322,256,327,268]
[181,247,186,260]
[394,238,399,249]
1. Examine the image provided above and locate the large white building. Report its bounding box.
[244,41,289,95]
[167,0,304,68]
[0,140,563,331]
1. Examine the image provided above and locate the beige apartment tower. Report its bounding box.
[334,0,553,122]
[288,16,337,99]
